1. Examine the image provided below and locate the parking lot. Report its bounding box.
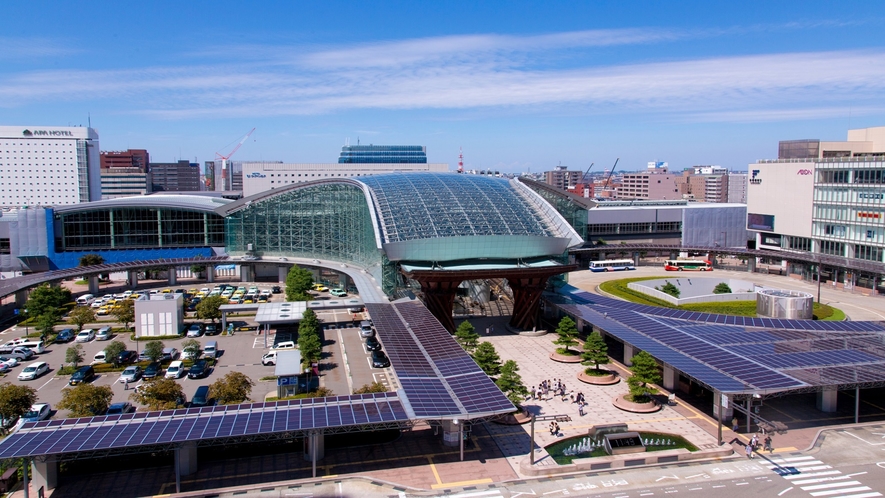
[0,281,389,420]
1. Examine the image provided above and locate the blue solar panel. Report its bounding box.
[756,350,884,369]
[399,378,461,417]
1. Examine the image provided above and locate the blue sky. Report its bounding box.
[2,1,884,173]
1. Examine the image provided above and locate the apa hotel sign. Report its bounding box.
[22,129,74,137]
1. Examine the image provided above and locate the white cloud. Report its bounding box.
[0,36,79,59]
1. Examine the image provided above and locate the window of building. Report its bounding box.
[855,244,882,262]
[819,240,844,256]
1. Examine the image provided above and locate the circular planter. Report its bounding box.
[612,394,661,413]
[493,409,533,425]
[549,351,583,363]
[577,369,620,385]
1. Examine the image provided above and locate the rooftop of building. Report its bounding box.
[53,194,232,214]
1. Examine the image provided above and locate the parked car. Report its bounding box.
[186,323,203,338]
[188,360,210,379]
[142,361,162,379]
[0,363,10,374]
[359,321,375,339]
[371,350,390,368]
[19,403,51,424]
[182,346,200,360]
[105,402,133,415]
[330,288,347,297]
[161,348,180,362]
[364,336,382,352]
[96,326,113,341]
[55,328,76,343]
[69,365,96,386]
[204,324,219,336]
[261,351,277,366]
[271,285,282,294]
[117,350,137,364]
[0,347,34,361]
[0,356,19,368]
[92,351,108,365]
[165,360,184,379]
[76,329,96,343]
[120,366,142,383]
[18,361,50,380]
[312,284,328,292]
[191,385,212,407]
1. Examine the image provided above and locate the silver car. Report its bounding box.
[120,366,142,383]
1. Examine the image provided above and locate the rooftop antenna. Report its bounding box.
[88,113,91,128]
[357,137,360,146]
[458,147,464,173]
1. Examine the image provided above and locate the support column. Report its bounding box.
[633,252,641,267]
[88,275,99,295]
[440,419,461,447]
[748,257,756,273]
[240,265,252,283]
[168,269,177,286]
[177,442,198,476]
[414,279,460,333]
[128,270,139,289]
[712,393,733,422]
[623,344,635,366]
[206,265,215,283]
[31,458,57,492]
[507,275,551,331]
[303,430,325,468]
[662,365,677,391]
[15,290,28,307]
[817,389,838,413]
[278,265,288,283]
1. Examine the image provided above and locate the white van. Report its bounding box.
[18,340,45,354]
[92,351,107,365]
[202,341,218,359]
[76,294,95,306]
[271,341,296,351]
[165,360,184,379]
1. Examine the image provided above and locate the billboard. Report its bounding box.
[747,213,775,231]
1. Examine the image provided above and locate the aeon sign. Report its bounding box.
[246,172,266,178]
[797,169,813,175]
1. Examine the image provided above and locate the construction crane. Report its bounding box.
[215,128,256,191]
[603,158,619,189]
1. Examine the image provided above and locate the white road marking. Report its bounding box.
[36,377,55,391]
[802,481,863,491]
[840,430,885,446]
[778,487,793,496]
[809,487,875,497]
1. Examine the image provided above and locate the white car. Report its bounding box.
[18,361,49,381]
[186,324,203,338]
[76,329,96,343]
[19,403,51,424]
[0,356,20,368]
[165,360,185,379]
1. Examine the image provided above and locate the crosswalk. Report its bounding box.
[764,455,881,498]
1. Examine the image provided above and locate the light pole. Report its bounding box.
[528,414,572,464]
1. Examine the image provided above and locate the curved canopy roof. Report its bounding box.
[55,194,232,214]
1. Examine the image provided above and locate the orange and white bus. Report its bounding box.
[664,259,712,271]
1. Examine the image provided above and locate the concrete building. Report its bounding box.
[101,149,149,171]
[100,167,151,199]
[0,126,100,207]
[240,161,449,196]
[727,173,747,203]
[617,162,680,200]
[676,166,730,203]
[747,126,885,289]
[150,160,202,192]
[135,293,184,337]
[337,145,427,163]
[543,165,582,190]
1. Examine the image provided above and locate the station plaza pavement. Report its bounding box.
[12,267,885,496]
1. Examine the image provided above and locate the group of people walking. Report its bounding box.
[744,433,774,458]
[529,379,588,418]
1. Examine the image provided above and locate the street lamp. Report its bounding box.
[528,414,572,465]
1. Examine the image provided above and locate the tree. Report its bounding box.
[143,340,165,362]
[129,378,185,410]
[196,295,227,323]
[104,340,127,366]
[353,382,387,394]
[78,254,105,267]
[627,351,662,403]
[554,316,579,355]
[713,282,732,294]
[0,383,37,429]
[657,281,681,298]
[65,345,84,368]
[25,284,71,320]
[285,264,314,301]
[298,329,322,367]
[35,313,57,340]
[454,321,480,354]
[112,299,135,330]
[299,308,320,334]
[69,306,96,332]
[495,360,528,407]
[181,339,201,359]
[581,331,610,373]
[208,372,255,405]
[472,341,502,377]
[58,384,113,417]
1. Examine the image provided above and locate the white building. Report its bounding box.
[240,161,450,196]
[135,293,184,337]
[0,126,101,207]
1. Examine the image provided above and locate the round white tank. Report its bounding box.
[756,289,814,319]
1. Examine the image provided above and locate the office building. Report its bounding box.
[100,149,149,171]
[617,162,680,200]
[747,126,885,288]
[0,125,100,207]
[100,167,151,199]
[150,160,202,192]
[338,145,427,163]
[544,165,582,190]
[676,166,730,203]
[727,173,747,203]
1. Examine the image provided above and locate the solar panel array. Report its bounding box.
[366,301,515,418]
[0,393,408,460]
[555,288,885,394]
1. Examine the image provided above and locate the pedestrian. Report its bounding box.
[124,378,129,391]
[732,417,739,432]
[763,435,773,454]
[549,422,556,435]
[531,386,537,400]
[578,402,584,417]
[746,443,754,459]
[750,434,759,450]
[553,422,560,436]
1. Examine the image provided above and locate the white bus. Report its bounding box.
[664,259,713,271]
[589,259,636,272]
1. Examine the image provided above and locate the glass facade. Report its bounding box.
[338,145,427,164]
[813,160,885,260]
[523,182,589,240]
[224,183,380,268]
[779,139,820,159]
[57,209,225,251]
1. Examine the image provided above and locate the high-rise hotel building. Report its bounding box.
[0,126,101,207]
